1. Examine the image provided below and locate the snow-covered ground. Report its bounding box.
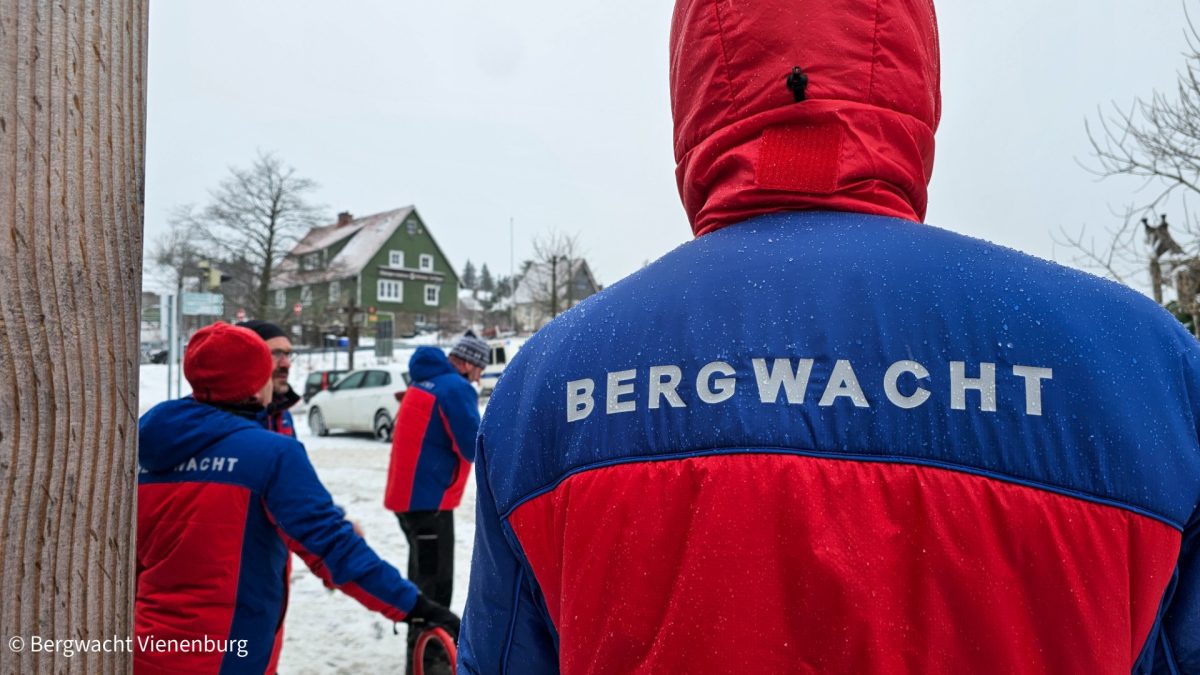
[138,346,480,673]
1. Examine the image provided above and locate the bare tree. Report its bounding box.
[1085,10,1200,220]
[525,231,585,324]
[184,151,325,317]
[1057,8,1200,330]
[147,210,205,291]
[0,0,146,672]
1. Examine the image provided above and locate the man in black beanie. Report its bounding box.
[238,319,302,437]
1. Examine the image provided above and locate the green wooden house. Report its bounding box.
[270,207,460,340]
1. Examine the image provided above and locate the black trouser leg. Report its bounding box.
[397,510,455,674]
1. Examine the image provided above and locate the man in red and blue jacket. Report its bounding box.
[385,336,485,673]
[137,322,457,674]
[459,0,1200,672]
[238,319,300,438]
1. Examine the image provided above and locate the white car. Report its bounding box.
[307,365,410,442]
[479,337,526,396]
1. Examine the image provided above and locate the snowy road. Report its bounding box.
[277,414,476,674]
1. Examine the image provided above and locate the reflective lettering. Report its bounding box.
[752,358,814,404]
[606,370,637,414]
[567,378,595,422]
[1012,365,1053,416]
[819,360,869,407]
[697,361,736,404]
[883,360,931,409]
[950,361,996,412]
[648,366,686,409]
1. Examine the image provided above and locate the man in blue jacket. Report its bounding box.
[137,322,458,674]
[458,0,1200,672]
[384,332,486,673]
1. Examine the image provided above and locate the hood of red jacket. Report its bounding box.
[671,0,941,235]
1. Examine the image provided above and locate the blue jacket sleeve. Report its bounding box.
[1159,522,1199,673]
[459,438,559,674]
[440,380,482,463]
[263,440,420,620]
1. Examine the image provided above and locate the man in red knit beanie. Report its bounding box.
[137,322,457,673]
[183,322,275,405]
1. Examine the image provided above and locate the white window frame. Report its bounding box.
[378,279,403,303]
[300,285,312,305]
[329,280,340,303]
[424,284,440,306]
[389,250,405,268]
[419,254,434,272]
[275,289,286,309]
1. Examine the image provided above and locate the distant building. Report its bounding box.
[141,291,163,344]
[271,207,461,341]
[511,258,600,331]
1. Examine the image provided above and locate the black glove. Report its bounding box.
[405,594,461,640]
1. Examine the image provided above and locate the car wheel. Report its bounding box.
[373,410,392,443]
[309,407,329,437]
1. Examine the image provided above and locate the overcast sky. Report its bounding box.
[145,1,1194,292]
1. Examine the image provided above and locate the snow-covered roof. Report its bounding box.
[272,207,415,288]
[459,295,484,312]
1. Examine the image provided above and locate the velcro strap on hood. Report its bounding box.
[677,101,935,236]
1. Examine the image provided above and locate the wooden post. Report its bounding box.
[1150,257,1164,305]
[0,1,147,672]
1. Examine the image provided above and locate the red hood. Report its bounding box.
[671,0,941,235]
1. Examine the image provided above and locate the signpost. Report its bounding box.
[375,317,394,359]
[181,292,224,316]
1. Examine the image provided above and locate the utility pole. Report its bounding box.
[1,1,147,671]
[509,217,515,333]
[550,254,559,319]
[342,301,365,370]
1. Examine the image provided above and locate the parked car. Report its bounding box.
[307,365,411,442]
[302,369,349,403]
[479,337,526,396]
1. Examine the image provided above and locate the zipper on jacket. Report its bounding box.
[786,66,808,102]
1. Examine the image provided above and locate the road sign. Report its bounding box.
[294,302,303,316]
[235,308,246,322]
[181,292,224,316]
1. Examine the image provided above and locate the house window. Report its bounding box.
[419,254,434,272]
[275,289,285,309]
[415,313,427,325]
[389,250,404,268]
[424,284,440,306]
[378,279,403,303]
[329,280,340,303]
[300,285,312,305]
[406,221,417,236]
[301,252,321,271]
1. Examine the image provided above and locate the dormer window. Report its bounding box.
[301,252,322,271]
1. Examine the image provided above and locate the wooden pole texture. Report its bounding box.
[0,0,146,672]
